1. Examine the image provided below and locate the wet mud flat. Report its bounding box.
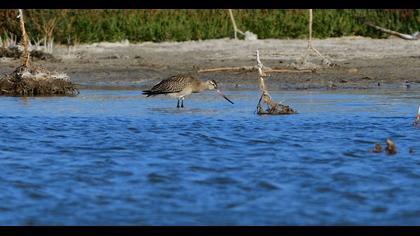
[0,37,419,91]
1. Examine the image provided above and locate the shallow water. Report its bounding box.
[0,88,419,225]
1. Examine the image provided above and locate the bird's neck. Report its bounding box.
[193,82,208,93]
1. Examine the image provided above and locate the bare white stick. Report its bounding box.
[255,50,297,115]
[228,9,245,40]
[256,50,267,92]
[308,9,312,47]
[299,9,333,67]
[198,66,312,73]
[256,50,263,75]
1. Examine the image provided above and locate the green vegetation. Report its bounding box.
[0,9,419,44]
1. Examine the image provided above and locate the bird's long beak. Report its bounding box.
[216,90,234,104]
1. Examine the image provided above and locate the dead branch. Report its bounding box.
[296,9,335,69]
[364,21,419,40]
[18,9,30,68]
[255,50,297,115]
[228,9,245,40]
[199,66,254,73]
[267,69,313,73]
[198,66,313,73]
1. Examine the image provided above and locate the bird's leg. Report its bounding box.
[177,99,180,108]
[181,97,184,108]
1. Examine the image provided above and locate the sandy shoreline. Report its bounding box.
[1,37,419,90]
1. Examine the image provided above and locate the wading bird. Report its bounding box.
[143,74,234,108]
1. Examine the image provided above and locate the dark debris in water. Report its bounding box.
[257,103,297,115]
[386,138,397,155]
[373,143,383,153]
[370,138,411,155]
[256,91,297,115]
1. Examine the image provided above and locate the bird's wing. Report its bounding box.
[150,75,191,93]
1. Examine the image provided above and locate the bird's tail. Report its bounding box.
[142,90,171,97]
[142,90,152,97]
[142,90,159,97]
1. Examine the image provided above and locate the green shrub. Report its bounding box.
[0,9,418,44]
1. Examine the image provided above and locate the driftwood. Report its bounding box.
[228,9,245,40]
[198,66,313,73]
[364,21,419,40]
[255,50,297,115]
[0,9,78,97]
[18,9,30,67]
[295,9,336,69]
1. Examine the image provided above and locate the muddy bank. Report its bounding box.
[0,37,419,91]
[0,47,58,61]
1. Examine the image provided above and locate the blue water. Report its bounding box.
[0,89,419,225]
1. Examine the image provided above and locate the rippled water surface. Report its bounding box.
[0,89,420,225]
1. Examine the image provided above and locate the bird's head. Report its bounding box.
[205,80,218,90]
[204,80,234,104]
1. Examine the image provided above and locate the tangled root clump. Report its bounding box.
[256,92,297,115]
[0,65,79,96]
[257,101,297,115]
